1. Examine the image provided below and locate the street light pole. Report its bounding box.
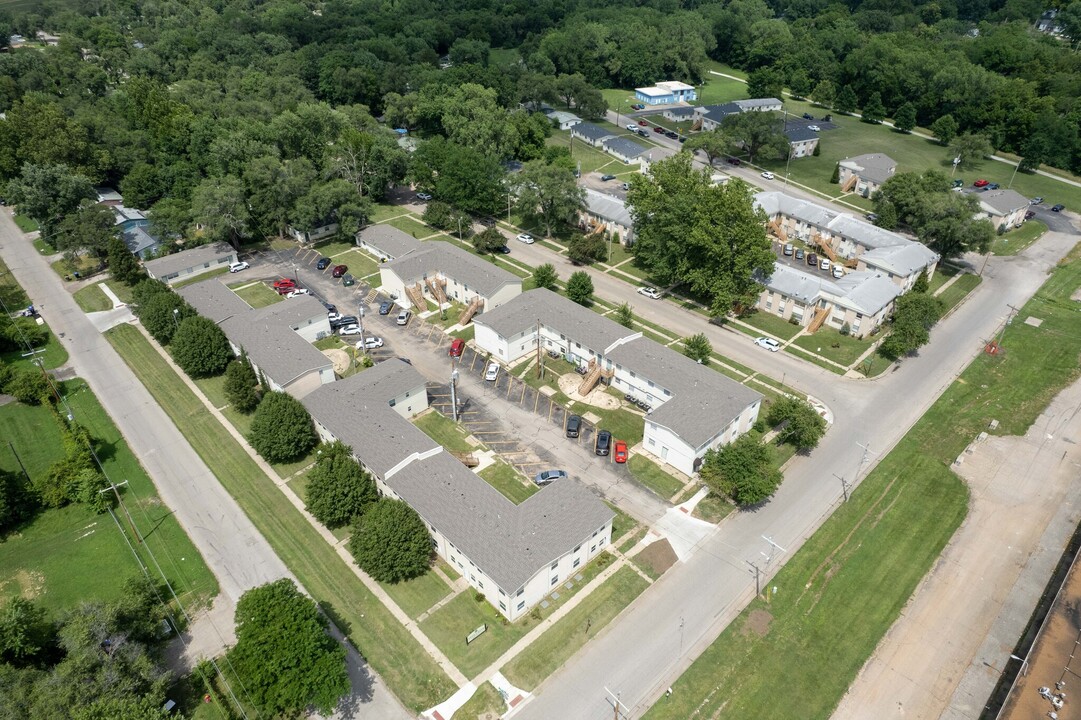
[172,307,179,331]
[449,369,460,422]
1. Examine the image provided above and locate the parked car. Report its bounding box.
[1031,197,1044,205]
[1052,204,1066,212]
[601,174,616,181]
[761,171,775,180]
[665,131,678,139]
[416,192,432,201]
[613,440,628,464]
[229,261,249,273]
[379,301,392,315]
[342,274,355,287]
[632,103,645,110]
[565,414,581,438]
[807,252,818,267]
[360,336,383,350]
[653,126,665,133]
[832,267,844,279]
[987,183,1000,190]
[637,119,648,126]
[1025,210,1036,220]
[822,114,833,122]
[286,289,310,298]
[332,264,348,278]
[727,157,741,165]
[327,311,343,322]
[478,216,497,227]
[484,361,499,381]
[396,309,411,325]
[952,179,964,188]
[637,286,662,299]
[534,469,567,486]
[802,113,814,120]
[272,278,295,290]
[330,315,358,329]
[637,129,650,138]
[516,233,534,244]
[795,248,805,261]
[807,124,820,132]
[973,179,989,187]
[755,336,781,352]
[316,257,331,270]
[275,284,295,295]
[323,303,337,314]
[626,123,638,131]
[820,258,832,272]
[595,430,612,456]
[449,337,465,357]
[783,243,794,256]
[338,324,362,336]
[865,213,879,222]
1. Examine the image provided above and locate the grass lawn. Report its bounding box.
[627,455,684,500]
[792,328,874,367]
[451,682,504,720]
[478,460,539,504]
[32,237,54,255]
[936,274,982,315]
[369,203,409,223]
[383,215,434,239]
[13,214,39,232]
[421,554,612,678]
[232,282,282,309]
[646,243,1081,720]
[333,248,380,279]
[105,280,134,305]
[546,132,635,176]
[0,381,218,618]
[104,325,457,711]
[72,284,113,313]
[928,263,961,293]
[414,411,478,454]
[379,571,455,621]
[582,404,645,447]
[0,326,69,371]
[784,343,845,374]
[691,493,734,523]
[501,565,650,691]
[172,266,230,289]
[607,502,639,543]
[993,220,1046,256]
[51,254,101,280]
[450,325,476,342]
[736,310,803,341]
[311,238,356,258]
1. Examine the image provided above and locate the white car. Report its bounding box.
[286,288,310,298]
[484,362,499,381]
[416,192,432,201]
[229,261,249,273]
[808,124,821,132]
[357,337,383,350]
[832,266,844,279]
[626,123,638,131]
[396,310,411,326]
[338,324,362,336]
[516,233,534,244]
[637,286,662,299]
[754,336,781,352]
[761,171,775,180]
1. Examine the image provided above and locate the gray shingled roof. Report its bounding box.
[220,297,332,387]
[382,242,521,298]
[144,243,235,279]
[571,122,615,143]
[122,227,160,256]
[838,153,897,186]
[176,279,251,324]
[831,271,902,315]
[828,215,910,250]
[859,243,939,277]
[584,189,634,229]
[356,224,422,260]
[978,188,1029,215]
[735,98,783,110]
[754,192,841,228]
[475,288,634,351]
[665,107,697,118]
[607,338,762,449]
[602,136,648,159]
[785,126,819,142]
[301,361,438,478]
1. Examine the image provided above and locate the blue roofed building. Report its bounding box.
[635,81,697,106]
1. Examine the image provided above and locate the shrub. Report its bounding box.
[248,392,318,463]
[304,442,376,529]
[566,271,593,306]
[348,498,432,583]
[171,316,233,377]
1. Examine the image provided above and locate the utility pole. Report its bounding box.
[535,318,543,379]
[8,441,31,485]
[604,687,629,720]
[679,615,685,655]
[762,535,787,565]
[747,560,762,597]
[833,472,851,502]
[449,369,459,422]
[99,480,140,543]
[855,440,875,479]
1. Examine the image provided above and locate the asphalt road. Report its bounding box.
[0,218,410,720]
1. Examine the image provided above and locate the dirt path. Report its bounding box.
[832,376,1081,720]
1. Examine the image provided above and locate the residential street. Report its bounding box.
[0,218,410,720]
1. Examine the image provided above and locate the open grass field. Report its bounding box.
[627,455,684,500]
[0,381,218,618]
[645,243,1081,720]
[792,328,874,367]
[502,565,650,691]
[72,284,113,313]
[737,310,803,341]
[992,220,1047,256]
[478,460,539,504]
[104,324,457,712]
[383,215,434,239]
[379,570,455,621]
[414,411,477,454]
[232,282,281,309]
[937,274,982,315]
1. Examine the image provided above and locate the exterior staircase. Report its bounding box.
[812,232,838,263]
[768,219,788,243]
[458,296,483,325]
[808,304,832,333]
[841,173,858,192]
[425,276,448,305]
[405,282,426,311]
[577,359,613,396]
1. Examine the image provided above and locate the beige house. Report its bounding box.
[837,153,897,198]
[380,241,522,316]
[144,243,238,285]
[581,189,635,245]
[977,188,1029,231]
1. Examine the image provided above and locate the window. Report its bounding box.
[517,601,525,611]
[574,545,581,552]
[470,575,476,583]
[551,561,558,570]
[591,544,597,553]
[499,589,505,596]
[648,437,656,447]
[499,602,506,611]
[517,588,524,597]
[478,581,484,589]
[551,576,559,586]
[573,558,581,568]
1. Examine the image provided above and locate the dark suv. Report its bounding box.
[595,430,612,456]
[316,257,331,270]
[565,414,581,438]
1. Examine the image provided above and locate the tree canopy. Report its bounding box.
[348,498,432,583]
[305,442,377,529]
[249,392,318,463]
[170,316,233,378]
[699,435,782,506]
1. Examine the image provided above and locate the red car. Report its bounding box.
[973,179,989,188]
[653,126,665,133]
[637,119,648,126]
[613,440,628,464]
[332,264,348,278]
[272,278,295,291]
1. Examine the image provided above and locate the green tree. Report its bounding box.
[683,333,712,365]
[137,291,194,345]
[190,175,250,246]
[348,498,432,582]
[4,163,95,238]
[911,271,930,294]
[441,83,518,159]
[699,435,781,506]
[413,139,505,217]
[72,696,178,720]
[229,579,349,717]
[567,232,606,265]
[514,160,585,237]
[130,278,171,308]
[422,201,468,234]
[765,397,826,450]
[0,597,53,666]
[684,130,734,167]
[746,67,784,101]
[305,442,377,529]
[861,92,886,124]
[720,112,789,164]
[509,110,554,161]
[950,132,993,167]
[835,85,858,114]
[330,128,408,202]
[917,194,995,259]
[244,155,317,238]
[532,263,558,291]
[830,163,840,184]
[119,164,162,210]
[56,201,118,261]
[4,367,50,405]
[106,236,144,286]
[0,467,36,536]
[616,302,634,328]
[811,79,835,109]
[223,353,260,414]
[789,69,813,99]
[471,226,506,254]
[249,392,318,463]
[566,270,594,306]
[893,102,917,133]
[292,179,370,239]
[930,114,959,146]
[879,293,944,360]
[628,153,773,317]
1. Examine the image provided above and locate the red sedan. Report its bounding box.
[272,278,295,290]
[332,264,348,278]
[637,119,648,126]
[613,440,628,464]
[973,179,989,187]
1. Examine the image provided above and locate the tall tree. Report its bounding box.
[720,112,789,164]
[190,175,250,247]
[171,316,233,378]
[330,128,408,202]
[223,353,260,414]
[106,236,144,286]
[893,102,917,133]
[513,161,585,237]
[135,291,194,345]
[930,114,959,146]
[440,83,518,159]
[811,79,835,109]
[229,579,349,717]
[5,163,95,238]
[835,85,858,114]
[683,333,712,365]
[348,499,432,582]
[532,263,558,291]
[684,130,734,166]
[305,442,377,529]
[249,392,318,463]
[950,132,993,167]
[628,153,773,317]
[765,397,826,450]
[699,435,781,506]
[861,92,886,124]
[746,67,784,100]
[56,201,118,261]
[566,270,594,306]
